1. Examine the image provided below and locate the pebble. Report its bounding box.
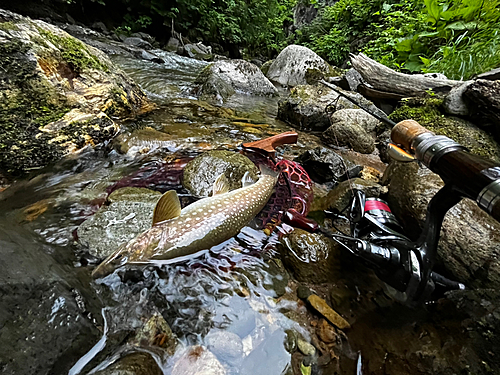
[306,294,350,330]
[297,338,316,357]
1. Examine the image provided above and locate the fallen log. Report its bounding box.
[350,53,462,96]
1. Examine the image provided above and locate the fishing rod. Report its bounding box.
[319,79,397,127]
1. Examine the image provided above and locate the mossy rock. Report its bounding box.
[390,97,500,162]
[0,9,152,178]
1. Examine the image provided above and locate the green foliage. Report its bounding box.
[294,0,500,79]
[112,0,296,57]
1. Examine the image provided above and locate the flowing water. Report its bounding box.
[0,49,483,375]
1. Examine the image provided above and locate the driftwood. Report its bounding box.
[350,53,462,97]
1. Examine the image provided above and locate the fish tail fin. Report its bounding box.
[259,164,280,179]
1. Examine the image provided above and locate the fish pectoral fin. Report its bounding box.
[213,173,230,196]
[152,190,182,225]
[241,171,256,187]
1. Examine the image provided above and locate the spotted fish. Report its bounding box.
[92,165,279,278]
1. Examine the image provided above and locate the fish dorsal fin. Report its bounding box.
[213,173,230,196]
[242,171,255,187]
[152,190,181,225]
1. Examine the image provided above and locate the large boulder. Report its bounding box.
[266,45,337,86]
[0,9,153,177]
[385,162,500,289]
[277,84,387,131]
[182,150,259,197]
[322,109,382,154]
[193,60,278,102]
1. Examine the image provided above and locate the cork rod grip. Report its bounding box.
[391,120,432,151]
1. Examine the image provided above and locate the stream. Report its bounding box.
[0,48,484,375]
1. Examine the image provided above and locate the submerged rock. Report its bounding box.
[266,45,338,86]
[193,60,278,102]
[172,346,226,375]
[0,9,152,177]
[277,85,386,132]
[307,294,350,330]
[385,162,500,289]
[279,228,341,283]
[205,330,244,365]
[182,150,259,197]
[77,187,161,258]
[322,109,381,154]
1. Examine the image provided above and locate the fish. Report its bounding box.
[91,165,279,278]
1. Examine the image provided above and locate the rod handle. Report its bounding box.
[391,120,432,151]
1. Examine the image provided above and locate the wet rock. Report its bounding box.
[277,85,386,132]
[322,109,381,154]
[194,60,278,102]
[123,37,153,50]
[132,32,156,44]
[297,285,313,300]
[131,313,180,356]
[279,228,341,283]
[464,79,500,131]
[94,352,162,375]
[77,187,161,258]
[182,150,259,197]
[266,45,338,86]
[139,50,164,64]
[172,346,226,375]
[313,178,387,213]
[385,162,500,289]
[307,294,350,330]
[295,147,361,184]
[0,223,101,375]
[205,330,244,365]
[184,43,213,60]
[0,9,152,177]
[443,80,473,116]
[92,21,108,34]
[317,319,338,343]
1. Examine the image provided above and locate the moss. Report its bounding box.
[0,21,18,32]
[0,39,71,176]
[390,97,500,162]
[39,29,108,73]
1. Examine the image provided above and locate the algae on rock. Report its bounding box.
[0,9,153,177]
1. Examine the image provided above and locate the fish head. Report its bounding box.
[91,244,130,279]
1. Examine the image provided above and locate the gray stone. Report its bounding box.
[92,21,108,34]
[205,330,244,365]
[267,45,336,86]
[385,162,500,289]
[139,50,164,63]
[295,146,361,183]
[172,346,226,375]
[277,85,386,132]
[77,188,161,258]
[322,109,381,154]
[131,32,155,44]
[297,338,316,356]
[443,81,473,116]
[279,228,341,283]
[123,37,153,50]
[184,43,213,60]
[194,60,278,102]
